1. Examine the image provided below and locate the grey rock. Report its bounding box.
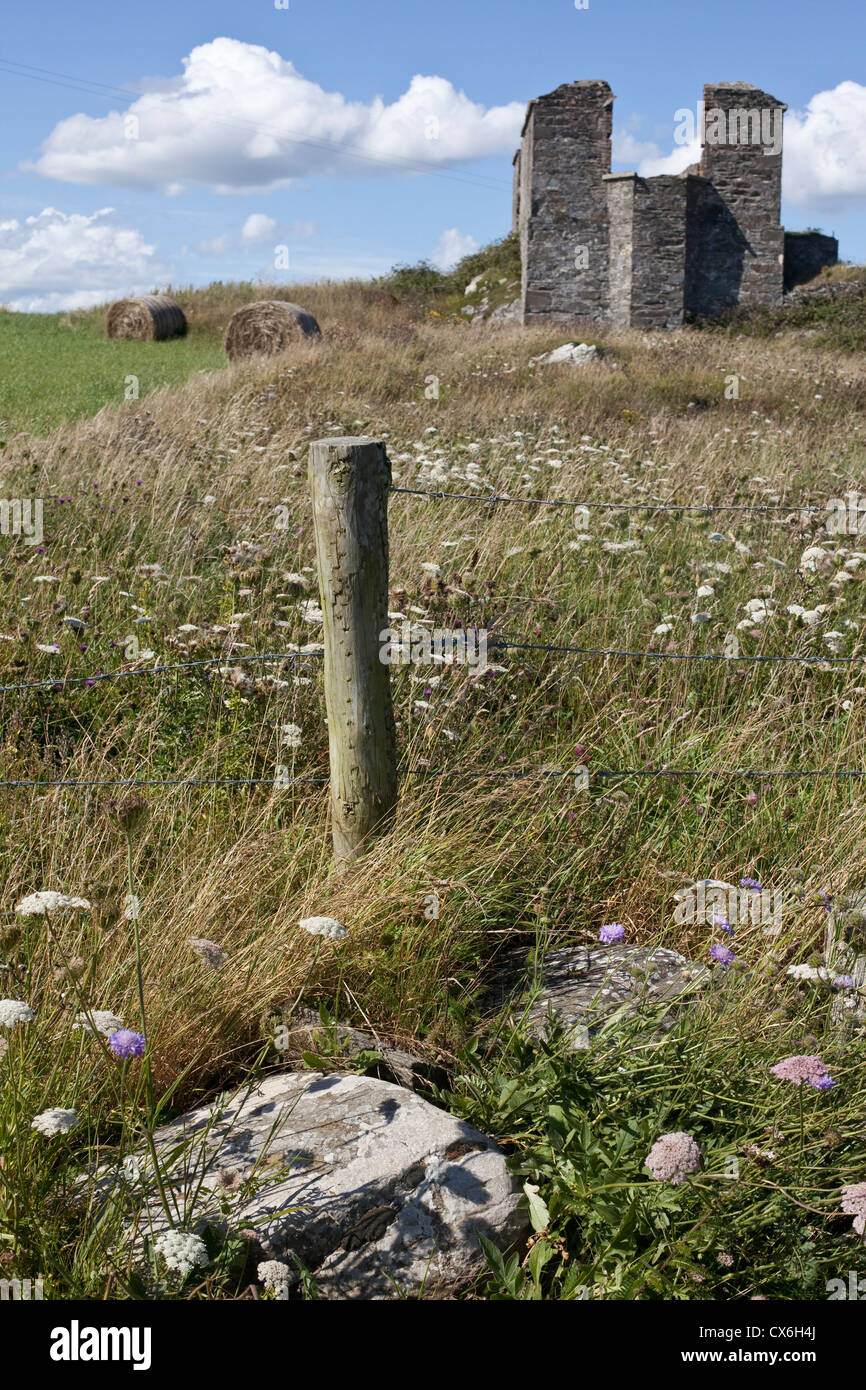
[113,1072,527,1299]
[526,944,708,1047]
[530,341,599,367]
[486,298,522,326]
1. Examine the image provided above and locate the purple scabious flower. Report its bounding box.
[769,1054,832,1089]
[599,923,626,945]
[713,913,734,936]
[709,944,736,967]
[740,877,762,892]
[645,1131,702,1185]
[109,1029,146,1059]
[833,975,856,990]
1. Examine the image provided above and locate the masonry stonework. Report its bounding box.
[514,79,837,329]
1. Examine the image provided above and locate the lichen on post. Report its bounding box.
[308,436,397,864]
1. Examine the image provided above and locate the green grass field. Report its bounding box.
[0,309,225,438]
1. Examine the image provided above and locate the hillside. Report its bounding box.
[2,260,866,1300]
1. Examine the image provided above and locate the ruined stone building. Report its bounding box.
[512,81,838,329]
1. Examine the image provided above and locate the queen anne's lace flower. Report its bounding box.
[841,1182,866,1236]
[74,1010,124,1037]
[257,1260,291,1293]
[31,1107,78,1136]
[16,891,91,917]
[0,999,35,1028]
[645,1132,702,1185]
[299,916,347,941]
[154,1231,210,1280]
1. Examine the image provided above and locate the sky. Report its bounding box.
[0,0,864,310]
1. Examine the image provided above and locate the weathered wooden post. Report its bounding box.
[308,437,397,864]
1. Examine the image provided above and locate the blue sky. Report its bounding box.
[1,0,864,309]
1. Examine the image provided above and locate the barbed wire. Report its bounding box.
[0,632,855,698]
[494,637,855,665]
[2,766,866,792]
[0,650,324,695]
[390,485,828,516]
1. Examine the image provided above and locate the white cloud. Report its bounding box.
[637,139,700,177]
[29,37,526,194]
[626,82,866,208]
[429,228,479,271]
[0,207,164,312]
[241,213,277,242]
[784,82,866,207]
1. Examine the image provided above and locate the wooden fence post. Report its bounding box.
[308,436,397,864]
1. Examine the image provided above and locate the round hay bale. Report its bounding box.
[106,294,187,342]
[224,300,322,362]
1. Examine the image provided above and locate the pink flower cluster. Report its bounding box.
[769,1054,834,1089]
[645,1131,702,1185]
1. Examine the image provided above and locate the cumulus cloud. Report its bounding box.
[0,207,164,312]
[429,228,479,270]
[627,82,866,208]
[29,37,526,194]
[241,213,277,242]
[783,82,866,207]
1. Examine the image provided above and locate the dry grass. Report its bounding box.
[2,286,866,1109]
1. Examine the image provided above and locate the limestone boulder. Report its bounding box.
[114,1072,527,1299]
[526,944,708,1048]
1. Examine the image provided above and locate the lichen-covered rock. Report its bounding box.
[113,1072,527,1299]
[526,944,708,1047]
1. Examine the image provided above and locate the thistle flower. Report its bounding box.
[154,1230,210,1280]
[31,1107,78,1137]
[187,937,227,969]
[74,1009,124,1037]
[645,1132,702,1185]
[841,1182,866,1236]
[299,916,347,941]
[599,923,626,945]
[257,1260,291,1293]
[16,891,91,917]
[709,944,736,967]
[109,1030,146,1059]
[769,1054,834,1089]
[0,999,35,1028]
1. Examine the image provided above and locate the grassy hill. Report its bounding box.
[1,256,866,1299]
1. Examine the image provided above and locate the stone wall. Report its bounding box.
[517,80,613,323]
[698,82,786,310]
[604,174,634,329]
[685,176,748,319]
[783,231,839,291]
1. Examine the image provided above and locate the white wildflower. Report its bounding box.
[123,894,140,922]
[800,545,830,574]
[154,1230,210,1280]
[787,963,830,983]
[74,1009,124,1037]
[0,999,35,1028]
[257,1260,291,1293]
[280,724,303,749]
[16,890,91,917]
[299,916,347,941]
[31,1107,78,1137]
